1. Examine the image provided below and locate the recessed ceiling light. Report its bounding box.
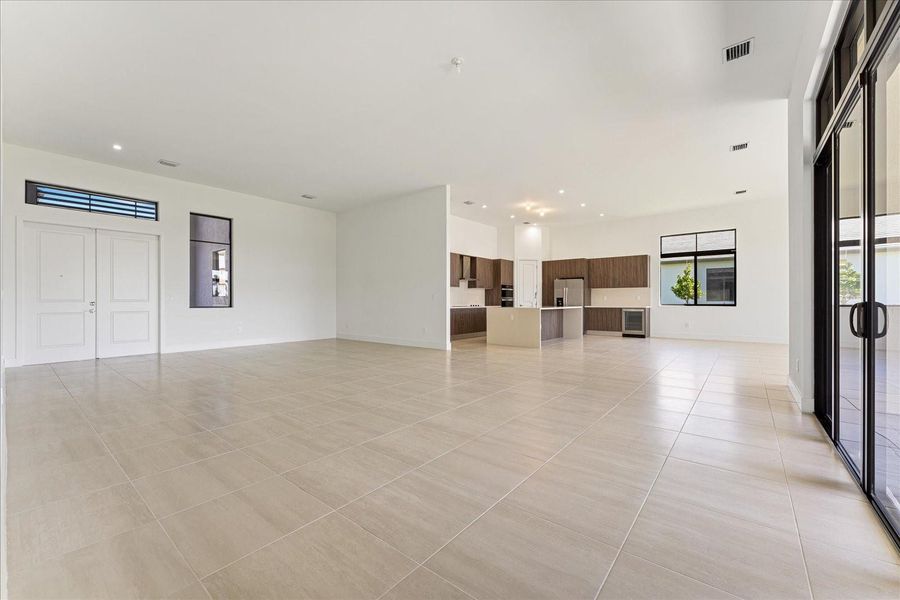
[481,204,487,209]
[509,215,515,219]
[580,203,586,207]
[599,213,605,217]
[539,211,546,217]
[112,144,122,151]
[558,189,565,195]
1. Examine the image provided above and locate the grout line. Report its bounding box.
[591,349,712,600]
[49,364,208,588]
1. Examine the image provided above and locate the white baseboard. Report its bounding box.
[337,333,449,351]
[162,335,335,354]
[651,331,788,344]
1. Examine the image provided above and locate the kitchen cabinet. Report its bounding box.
[450,307,486,337]
[475,257,494,290]
[499,259,513,285]
[588,255,649,288]
[450,253,461,287]
[585,307,622,332]
[541,259,588,306]
[485,258,513,306]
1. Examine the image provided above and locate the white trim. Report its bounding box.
[161,335,333,355]
[337,333,450,351]
[651,332,788,344]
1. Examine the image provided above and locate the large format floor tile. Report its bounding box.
[5,336,897,599]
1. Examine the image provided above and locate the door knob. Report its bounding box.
[89,301,95,306]
[88,308,95,313]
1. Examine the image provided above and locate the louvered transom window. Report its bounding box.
[26,181,158,221]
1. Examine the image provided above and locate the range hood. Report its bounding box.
[460,255,475,282]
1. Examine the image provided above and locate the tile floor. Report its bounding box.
[4,335,899,599]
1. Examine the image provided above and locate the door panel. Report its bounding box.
[872,28,900,533]
[836,99,866,475]
[519,260,538,307]
[23,222,96,364]
[97,230,159,358]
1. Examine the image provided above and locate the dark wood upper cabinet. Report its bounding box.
[450,253,461,287]
[499,259,513,285]
[475,257,494,289]
[541,258,588,306]
[588,255,649,288]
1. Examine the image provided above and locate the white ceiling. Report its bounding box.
[0,1,819,226]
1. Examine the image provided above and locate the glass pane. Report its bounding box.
[660,257,695,305]
[873,28,900,532]
[661,234,695,254]
[190,240,231,307]
[697,230,735,252]
[190,213,231,244]
[697,255,735,305]
[837,99,865,475]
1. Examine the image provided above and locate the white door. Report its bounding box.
[97,230,159,358]
[518,259,539,307]
[23,222,97,364]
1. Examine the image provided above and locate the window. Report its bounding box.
[190,213,232,308]
[26,181,158,221]
[660,229,736,306]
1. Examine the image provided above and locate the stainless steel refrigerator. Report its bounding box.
[553,278,585,307]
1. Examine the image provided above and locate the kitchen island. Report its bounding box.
[486,306,583,348]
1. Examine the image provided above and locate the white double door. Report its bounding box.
[23,222,159,364]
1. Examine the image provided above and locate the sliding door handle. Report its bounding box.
[875,302,889,339]
[849,302,865,338]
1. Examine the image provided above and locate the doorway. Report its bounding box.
[22,221,159,364]
[814,21,900,544]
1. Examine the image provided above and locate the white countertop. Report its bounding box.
[585,305,650,309]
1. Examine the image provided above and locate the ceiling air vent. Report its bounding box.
[730,142,749,152]
[723,38,754,63]
[463,200,474,205]
[157,159,180,168]
[301,194,317,200]
[735,189,748,195]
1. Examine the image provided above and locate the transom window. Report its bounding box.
[26,181,158,221]
[660,229,736,306]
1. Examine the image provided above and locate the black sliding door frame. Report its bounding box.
[813,0,900,549]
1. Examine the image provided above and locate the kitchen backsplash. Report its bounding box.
[449,286,486,306]
[589,287,651,307]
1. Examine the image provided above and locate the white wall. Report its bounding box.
[787,0,845,409]
[337,186,449,350]
[0,144,337,363]
[448,215,498,258]
[549,195,789,344]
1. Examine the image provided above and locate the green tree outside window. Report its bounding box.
[671,264,703,305]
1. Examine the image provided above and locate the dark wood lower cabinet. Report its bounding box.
[585,308,622,332]
[450,308,486,337]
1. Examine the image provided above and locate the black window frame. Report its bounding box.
[659,228,737,307]
[25,180,158,221]
[189,212,233,309]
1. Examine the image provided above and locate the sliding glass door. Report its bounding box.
[836,99,866,476]
[872,26,900,534]
[814,0,900,548]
